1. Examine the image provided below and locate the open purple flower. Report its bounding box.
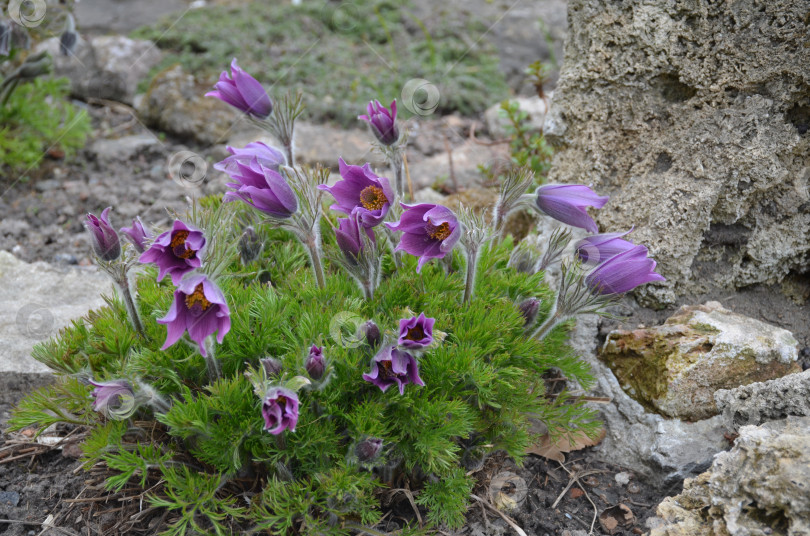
[89,379,136,419]
[305,344,326,380]
[359,99,399,146]
[535,185,609,233]
[120,216,152,253]
[214,141,286,175]
[398,312,435,349]
[140,220,206,285]
[318,159,393,227]
[575,228,635,266]
[157,274,231,356]
[586,244,665,295]
[363,346,424,395]
[222,159,298,219]
[85,207,121,261]
[335,215,375,263]
[262,386,299,435]
[385,203,460,272]
[205,59,272,119]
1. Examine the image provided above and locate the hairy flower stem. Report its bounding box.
[115,277,145,337]
[204,337,222,381]
[283,135,295,168]
[530,300,568,341]
[463,247,480,304]
[304,228,326,289]
[391,150,405,200]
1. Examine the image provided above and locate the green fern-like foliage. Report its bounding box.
[9,199,600,534]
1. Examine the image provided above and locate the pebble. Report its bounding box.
[0,490,20,507]
[53,253,79,265]
[615,471,632,486]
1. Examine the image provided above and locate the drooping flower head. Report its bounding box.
[575,228,635,266]
[88,379,136,419]
[318,159,393,227]
[85,207,121,261]
[586,244,665,295]
[355,437,384,462]
[262,386,299,435]
[518,297,541,328]
[535,184,609,233]
[335,215,376,264]
[305,344,326,380]
[363,345,424,395]
[139,219,206,285]
[385,203,460,272]
[362,320,381,348]
[120,216,152,253]
[214,141,286,175]
[260,356,283,378]
[398,312,435,349]
[222,159,298,219]
[157,274,231,356]
[359,99,399,146]
[205,58,273,119]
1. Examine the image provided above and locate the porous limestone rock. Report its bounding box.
[600,301,800,420]
[649,416,810,536]
[545,0,810,307]
[714,369,810,431]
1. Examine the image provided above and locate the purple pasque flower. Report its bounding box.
[398,312,435,349]
[318,159,393,227]
[85,207,121,261]
[262,386,299,435]
[585,244,666,295]
[222,158,298,219]
[363,345,424,395]
[305,344,325,380]
[157,274,231,356]
[355,437,384,462]
[535,184,609,233]
[120,216,152,253]
[214,141,286,175]
[89,379,135,418]
[359,99,399,146]
[574,228,635,266]
[335,214,375,263]
[140,220,206,285]
[205,58,273,119]
[385,203,461,272]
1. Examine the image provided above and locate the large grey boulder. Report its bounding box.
[545,0,810,307]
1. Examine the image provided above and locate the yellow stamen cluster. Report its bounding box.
[359,185,386,211]
[170,230,196,259]
[184,283,212,312]
[427,222,451,241]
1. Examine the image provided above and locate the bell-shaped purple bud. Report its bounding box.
[355,437,384,462]
[305,344,326,380]
[363,346,425,395]
[120,216,152,253]
[518,298,541,327]
[385,203,461,273]
[586,244,666,295]
[574,228,635,266]
[205,59,273,119]
[362,320,381,348]
[335,215,375,264]
[359,99,399,146]
[398,312,435,350]
[262,387,299,435]
[85,207,121,261]
[214,141,286,175]
[59,13,77,56]
[260,356,283,378]
[535,184,609,233]
[139,219,206,285]
[88,379,136,419]
[238,226,262,265]
[222,158,298,219]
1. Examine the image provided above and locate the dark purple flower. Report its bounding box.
[575,228,635,265]
[385,203,461,272]
[205,59,272,118]
[586,244,666,295]
[363,346,424,395]
[262,387,299,435]
[222,159,298,219]
[318,159,393,227]
[139,220,206,285]
[85,207,121,261]
[362,320,381,348]
[335,215,375,263]
[398,312,435,349]
[89,379,135,419]
[1,20,12,57]
[214,141,286,175]
[260,356,283,378]
[157,274,231,356]
[120,216,152,253]
[355,437,384,462]
[518,297,540,327]
[305,344,326,380]
[535,185,609,233]
[359,99,399,146]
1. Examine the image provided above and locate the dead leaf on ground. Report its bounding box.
[526,424,606,463]
[598,503,636,535]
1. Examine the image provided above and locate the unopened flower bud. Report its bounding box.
[260,357,283,378]
[0,20,10,57]
[238,226,262,265]
[85,207,121,261]
[305,344,325,380]
[59,14,77,56]
[518,298,540,327]
[362,320,381,348]
[355,437,383,462]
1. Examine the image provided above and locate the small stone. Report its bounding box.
[614,472,632,486]
[0,491,20,507]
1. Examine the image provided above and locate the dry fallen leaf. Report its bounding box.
[598,503,636,535]
[526,425,606,463]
